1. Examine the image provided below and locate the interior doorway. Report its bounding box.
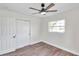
[16,20,31,49]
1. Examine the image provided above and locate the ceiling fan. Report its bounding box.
[29,3,57,15]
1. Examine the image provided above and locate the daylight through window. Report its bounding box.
[48,20,65,33]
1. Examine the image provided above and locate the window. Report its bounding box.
[48,20,65,33]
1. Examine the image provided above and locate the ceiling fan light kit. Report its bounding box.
[40,12,46,15]
[29,3,57,15]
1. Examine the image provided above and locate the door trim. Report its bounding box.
[16,19,31,49]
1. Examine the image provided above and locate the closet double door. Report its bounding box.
[0,17,30,55]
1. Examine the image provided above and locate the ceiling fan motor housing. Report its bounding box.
[41,3,45,7]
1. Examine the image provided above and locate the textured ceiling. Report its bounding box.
[0,3,79,17]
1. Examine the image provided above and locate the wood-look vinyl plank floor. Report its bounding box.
[1,42,76,56]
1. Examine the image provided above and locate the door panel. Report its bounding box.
[1,18,9,51]
[8,17,16,50]
[16,20,30,49]
[0,18,1,51]
[0,17,16,54]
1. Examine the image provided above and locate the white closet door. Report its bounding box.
[0,17,16,54]
[16,20,30,49]
[0,18,1,52]
[7,17,16,50]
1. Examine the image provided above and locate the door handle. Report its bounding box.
[13,34,16,38]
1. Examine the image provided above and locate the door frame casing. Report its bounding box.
[16,19,31,49]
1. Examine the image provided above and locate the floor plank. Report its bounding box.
[1,42,76,56]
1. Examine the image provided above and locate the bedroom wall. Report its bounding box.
[40,8,79,55]
[0,9,41,46]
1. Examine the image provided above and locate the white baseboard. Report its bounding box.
[16,44,30,49]
[30,40,42,45]
[16,41,41,49]
[0,49,15,55]
[0,40,42,55]
[43,41,79,56]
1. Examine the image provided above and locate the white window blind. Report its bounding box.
[48,20,65,33]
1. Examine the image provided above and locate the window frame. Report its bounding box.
[48,20,65,33]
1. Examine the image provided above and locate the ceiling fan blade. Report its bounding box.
[46,10,57,12]
[31,12,39,15]
[29,7,40,11]
[45,3,55,10]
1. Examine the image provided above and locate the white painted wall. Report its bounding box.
[40,8,79,55]
[0,9,41,43]
[0,9,41,54]
[30,19,41,44]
